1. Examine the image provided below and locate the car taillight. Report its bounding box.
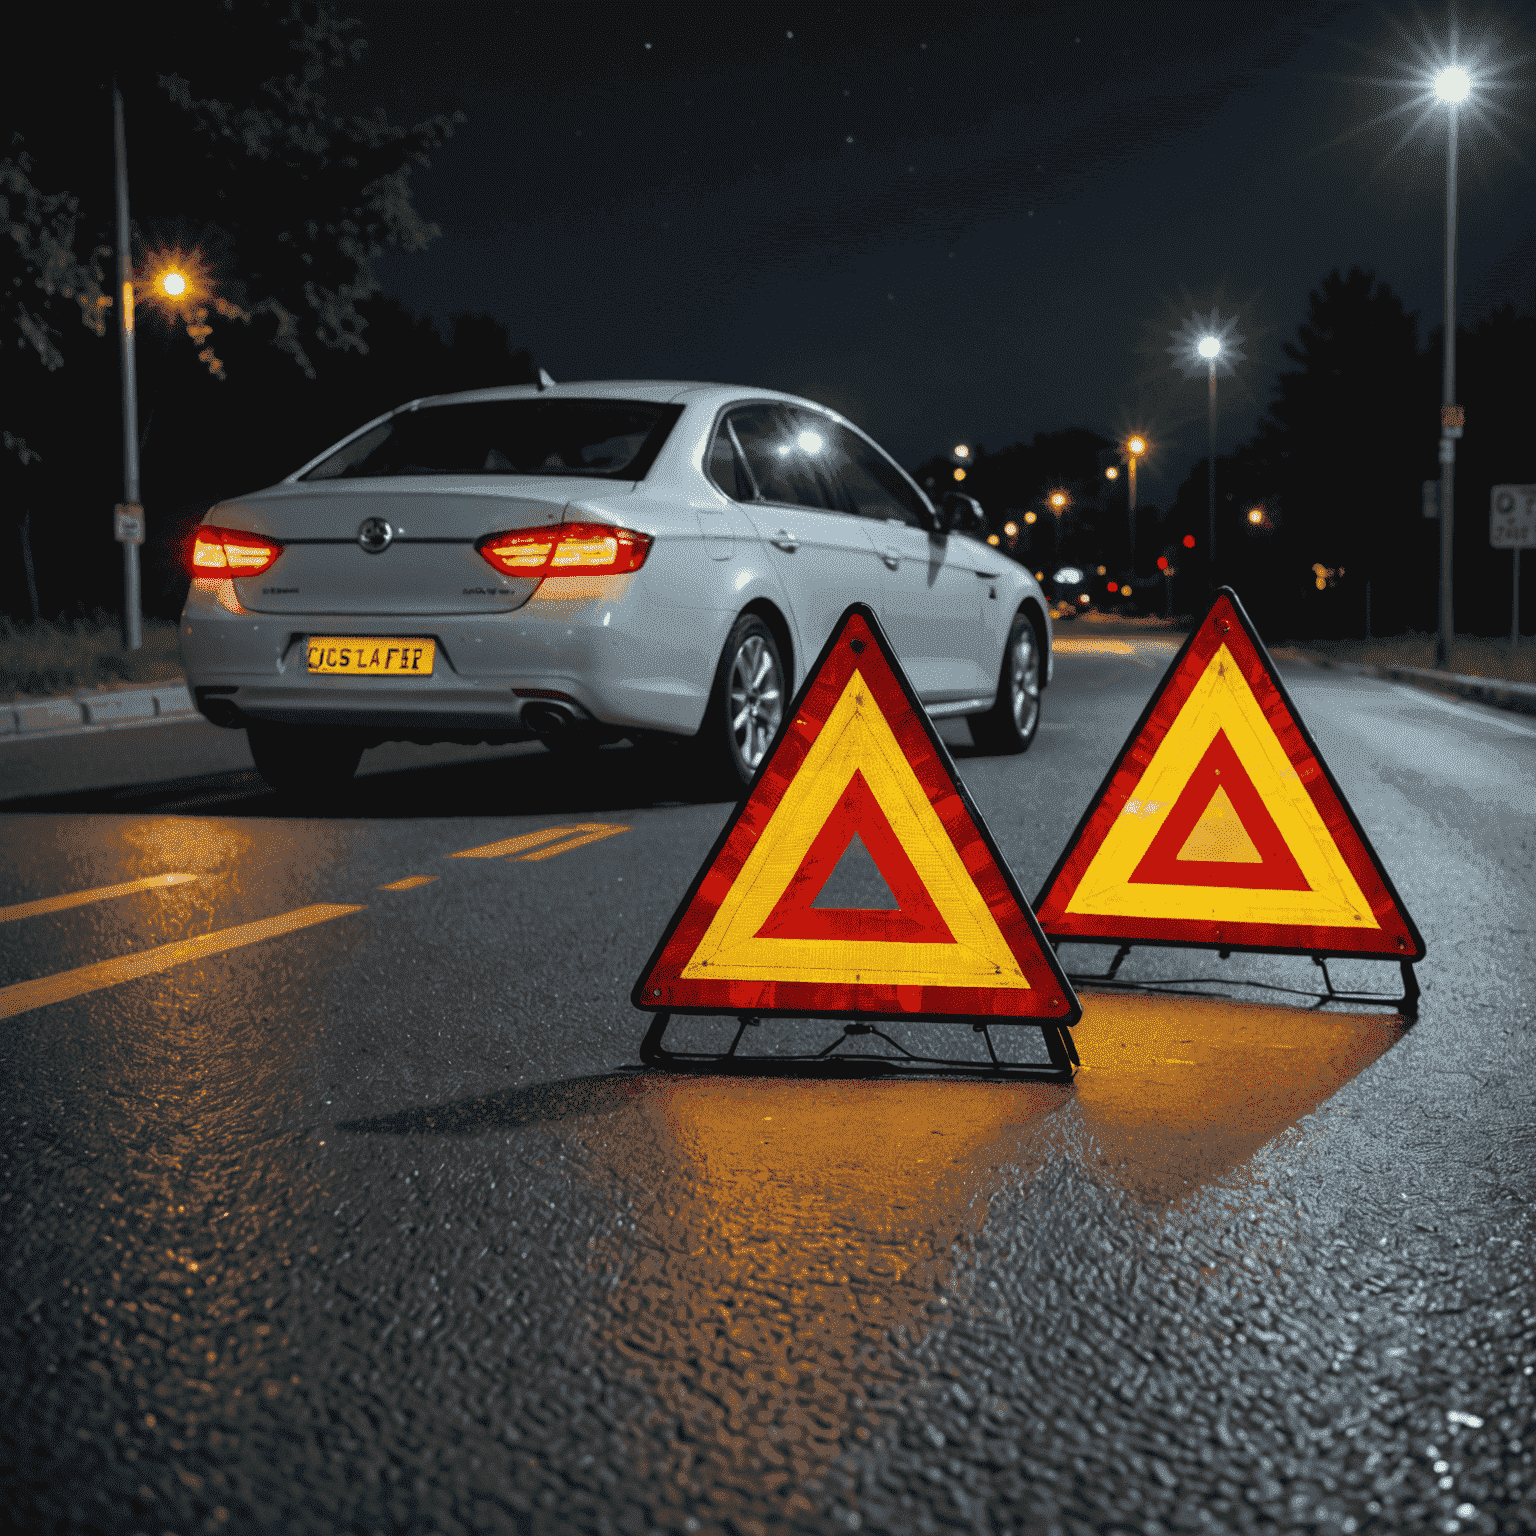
[191,526,284,577]
[477,521,652,578]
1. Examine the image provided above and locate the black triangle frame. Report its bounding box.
[632,602,1082,1078]
[1033,586,1424,1016]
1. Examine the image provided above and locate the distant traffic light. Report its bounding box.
[1182,534,1196,549]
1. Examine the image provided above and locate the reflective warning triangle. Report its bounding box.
[634,604,1080,1023]
[1034,588,1424,959]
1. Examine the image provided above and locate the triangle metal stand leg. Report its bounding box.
[637,1011,1075,1079]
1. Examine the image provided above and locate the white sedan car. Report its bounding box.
[180,381,1053,794]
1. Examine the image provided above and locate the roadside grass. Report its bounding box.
[1287,632,1536,685]
[1,613,184,698]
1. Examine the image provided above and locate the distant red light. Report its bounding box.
[1182,534,1196,549]
[1107,582,1118,593]
[1157,556,1169,571]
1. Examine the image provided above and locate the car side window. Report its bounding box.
[820,422,928,528]
[708,420,754,502]
[727,405,840,511]
[829,423,932,529]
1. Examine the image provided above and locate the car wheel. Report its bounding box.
[247,725,364,800]
[696,614,786,791]
[968,610,1042,754]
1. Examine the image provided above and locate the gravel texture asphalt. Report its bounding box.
[2,642,1533,1536]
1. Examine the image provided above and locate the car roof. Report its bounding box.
[398,380,834,413]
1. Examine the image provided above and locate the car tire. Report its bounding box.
[247,725,364,800]
[967,609,1042,755]
[693,613,787,793]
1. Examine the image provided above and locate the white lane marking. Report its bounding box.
[1386,683,1536,739]
[0,873,198,926]
[0,903,364,1020]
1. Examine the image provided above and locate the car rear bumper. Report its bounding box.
[180,577,721,736]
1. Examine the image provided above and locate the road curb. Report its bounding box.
[2,681,200,741]
[1298,653,1536,717]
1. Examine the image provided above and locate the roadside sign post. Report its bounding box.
[1490,485,1536,648]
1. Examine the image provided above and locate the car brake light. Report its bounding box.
[477,521,652,578]
[191,526,283,577]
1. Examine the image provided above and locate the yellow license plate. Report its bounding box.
[307,637,436,676]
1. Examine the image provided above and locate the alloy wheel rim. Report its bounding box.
[1010,627,1040,735]
[728,634,783,772]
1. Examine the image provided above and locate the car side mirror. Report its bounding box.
[938,492,986,539]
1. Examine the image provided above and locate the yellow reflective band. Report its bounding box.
[1064,644,1379,927]
[0,903,364,1020]
[680,670,1029,988]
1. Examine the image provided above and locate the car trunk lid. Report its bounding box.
[210,480,611,615]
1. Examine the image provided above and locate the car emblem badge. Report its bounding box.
[357,516,393,553]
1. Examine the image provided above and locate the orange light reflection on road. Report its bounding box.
[584,1077,1067,1518]
[1070,990,1401,1202]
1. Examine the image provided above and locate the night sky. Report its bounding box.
[327,1,1534,504]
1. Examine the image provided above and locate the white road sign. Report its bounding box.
[1490,485,1536,550]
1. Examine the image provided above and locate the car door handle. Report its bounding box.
[881,548,901,570]
[770,530,799,552]
[976,569,1001,579]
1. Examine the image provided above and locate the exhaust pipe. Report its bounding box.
[194,688,243,729]
[521,702,576,736]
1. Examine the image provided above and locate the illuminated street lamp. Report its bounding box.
[161,270,187,298]
[1170,311,1244,595]
[1049,491,1068,512]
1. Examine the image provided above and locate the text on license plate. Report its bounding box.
[307,638,436,675]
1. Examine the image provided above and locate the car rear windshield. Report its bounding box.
[301,399,684,482]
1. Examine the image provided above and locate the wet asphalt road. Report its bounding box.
[3,636,1535,1536]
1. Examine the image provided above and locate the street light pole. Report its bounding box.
[1436,88,1461,670]
[1125,436,1145,574]
[112,80,143,652]
[1207,358,1218,595]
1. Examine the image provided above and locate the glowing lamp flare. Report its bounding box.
[953,468,967,482]
[1434,66,1471,103]
[1105,466,1119,480]
[161,271,188,297]
[1127,436,1146,457]
[1050,492,1067,509]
